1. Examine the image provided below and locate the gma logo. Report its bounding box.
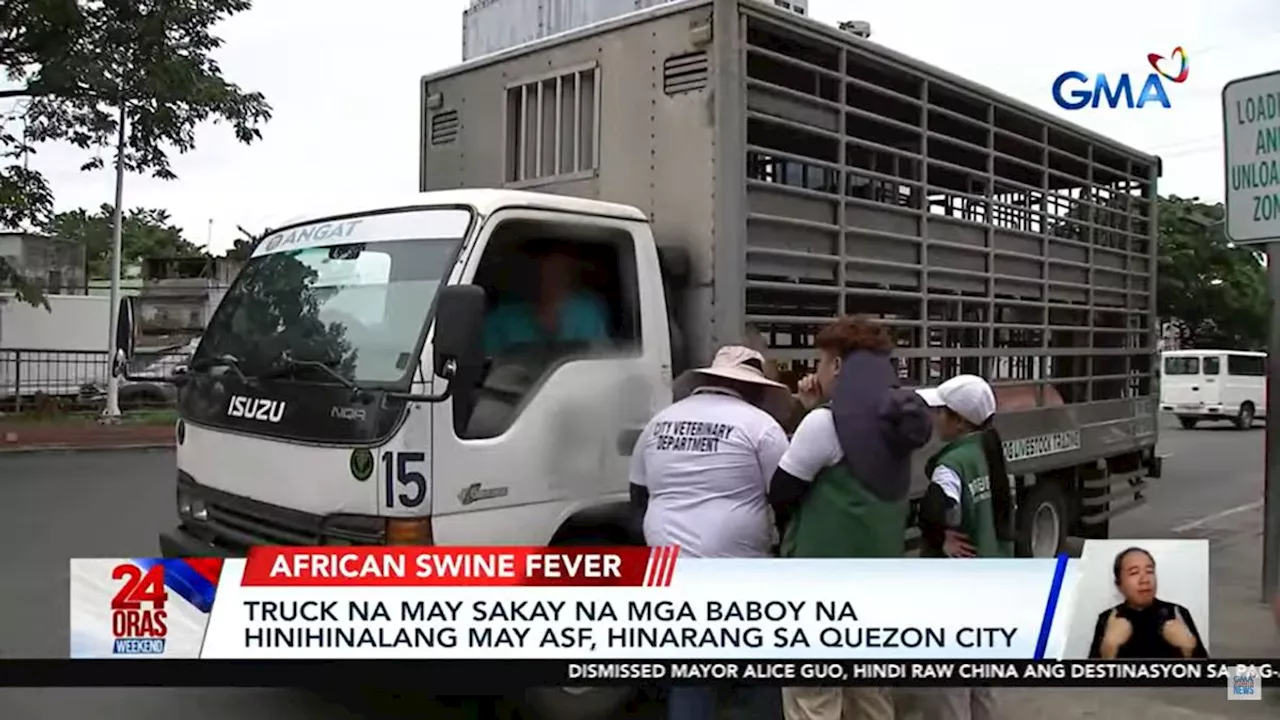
[1052,72,1172,110]
[1053,47,1189,110]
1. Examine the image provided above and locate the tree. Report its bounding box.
[0,0,271,304]
[45,204,201,276]
[1157,195,1268,350]
[223,225,267,262]
[224,237,254,262]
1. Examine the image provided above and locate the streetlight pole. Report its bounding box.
[103,101,126,420]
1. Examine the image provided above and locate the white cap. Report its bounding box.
[915,374,996,426]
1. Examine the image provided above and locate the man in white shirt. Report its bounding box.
[630,345,791,559]
[630,345,791,720]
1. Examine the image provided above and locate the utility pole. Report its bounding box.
[103,101,126,421]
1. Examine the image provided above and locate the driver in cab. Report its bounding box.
[482,239,611,356]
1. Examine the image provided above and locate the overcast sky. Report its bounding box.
[7,0,1279,253]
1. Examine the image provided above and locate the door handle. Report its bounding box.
[1191,386,1199,391]
[617,428,643,455]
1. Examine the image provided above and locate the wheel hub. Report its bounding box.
[1031,502,1061,557]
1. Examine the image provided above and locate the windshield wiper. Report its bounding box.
[187,354,252,386]
[261,351,371,400]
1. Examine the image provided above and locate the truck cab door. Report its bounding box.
[429,207,670,545]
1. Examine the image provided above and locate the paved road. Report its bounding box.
[0,416,1268,718]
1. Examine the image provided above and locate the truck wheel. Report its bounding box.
[1016,482,1068,558]
[1235,403,1256,430]
[522,533,637,720]
[1177,416,1198,430]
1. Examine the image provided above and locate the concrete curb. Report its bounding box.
[0,442,174,455]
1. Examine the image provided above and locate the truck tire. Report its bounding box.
[1016,482,1068,558]
[1235,402,1256,430]
[521,534,638,720]
[1177,416,1198,430]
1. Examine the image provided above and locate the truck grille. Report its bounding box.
[204,497,320,548]
[176,472,383,551]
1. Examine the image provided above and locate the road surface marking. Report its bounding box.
[1171,500,1263,533]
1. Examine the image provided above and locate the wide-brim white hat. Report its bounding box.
[673,346,794,422]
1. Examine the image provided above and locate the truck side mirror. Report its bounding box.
[432,284,486,379]
[112,297,135,377]
[111,348,128,378]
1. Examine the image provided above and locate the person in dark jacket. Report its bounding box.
[1088,547,1208,659]
[767,315,933,720]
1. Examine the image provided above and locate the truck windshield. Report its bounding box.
[1164,357,1200,375]
[194,207,471,384]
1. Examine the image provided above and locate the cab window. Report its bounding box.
[458,218,641,439]
[1163,357,1199,375]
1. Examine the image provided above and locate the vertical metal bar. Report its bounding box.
[707,1,749,347]
[918,77,929,356]
[573,72,582,172]
[519,84,529,181]
[554,75,563,176]
[12,349,20,413]
[1147,162,1160,412]
[418,80,429,191]
[1266,243,1280,601]
[591,65,602,170]
[837,47,847,320]
[535,79,545,176]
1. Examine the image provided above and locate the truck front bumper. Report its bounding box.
[159,525,237,559]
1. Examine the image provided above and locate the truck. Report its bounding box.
[125,1,1161,717]
[1,293,118,406]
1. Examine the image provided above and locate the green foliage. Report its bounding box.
[223,227,266,262]
[44,204,202,277]
[1157,195,1269,350]
[224,237,254,261]
[0,0,270,304]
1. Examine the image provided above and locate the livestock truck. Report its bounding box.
[131,1,1161,717]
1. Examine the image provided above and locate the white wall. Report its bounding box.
[0,294,113,351]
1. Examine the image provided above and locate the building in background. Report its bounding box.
[136,256,242,348]
[462,0,807,60]
[86,262,144,299]
[0,229,87,294]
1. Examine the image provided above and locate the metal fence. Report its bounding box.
[0,347,191,414]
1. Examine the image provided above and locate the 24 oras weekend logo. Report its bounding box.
[105,558,223,655]
[1053,47,1189,110]
[111,562,169,654]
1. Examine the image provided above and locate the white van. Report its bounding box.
[1160,349,1267,429]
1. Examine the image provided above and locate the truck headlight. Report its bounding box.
[177,491,208,521]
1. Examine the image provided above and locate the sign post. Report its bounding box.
[1221,69,1280,602]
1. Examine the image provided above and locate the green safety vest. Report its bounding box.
[925,433,1013,559]
[780,408,908,559]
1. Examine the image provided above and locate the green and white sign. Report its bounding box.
[1222,70,1280,244]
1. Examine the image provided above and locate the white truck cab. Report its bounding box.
[143,190,673,557]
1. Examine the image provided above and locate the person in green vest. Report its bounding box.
[914,373,1015,560]
[767,315,934,720]
[913,374,1015,720]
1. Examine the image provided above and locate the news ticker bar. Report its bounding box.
[0,660,1275,688]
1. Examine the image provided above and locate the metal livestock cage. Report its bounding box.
[421,0,1160,487]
